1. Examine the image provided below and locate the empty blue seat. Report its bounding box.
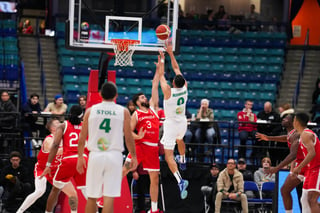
[63,75,79,84]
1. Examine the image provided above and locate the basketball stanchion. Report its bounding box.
[159,171,166,212]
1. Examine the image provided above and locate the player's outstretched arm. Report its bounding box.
[124,108,137,172]
[256,132,287,142]
[77,108,90,174]
[149,52,162,110]
[158,52,171,100]
[165,40,181,76]
[292,132,316,175]
[40,123,65,179]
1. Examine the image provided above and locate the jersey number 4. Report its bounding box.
[99,118,111,133]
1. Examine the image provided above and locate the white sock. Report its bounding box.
[45,211,53,213]
[71,211,77,213]
[174,171,182,183]
[285,210,293,213]
[151,201,158,211]
[16,210,23,213]
[179,155,185,163]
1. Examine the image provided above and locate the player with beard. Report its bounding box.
[256,114,304,213]
[123,51,162,213]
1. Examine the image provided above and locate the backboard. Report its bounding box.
[67,0,180,54]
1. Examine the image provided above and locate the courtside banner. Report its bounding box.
[0,2,16,13]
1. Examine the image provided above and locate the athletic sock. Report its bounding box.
[71,211,77,213]
[151,201,158,212]
[179,155,186,163]
[285,210,293,213]
[45,211,53,213]
[174,171,182,183]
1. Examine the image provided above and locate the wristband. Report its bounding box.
[46,162,51,167]
[160,59,164,63]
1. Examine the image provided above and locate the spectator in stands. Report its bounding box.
[257,102,281,135]
[245,4,260,31]
[21,93,46,138]
[195,99,215,162]
[256,102,282,161]
[201,163,220,213]
[0,151,32,212]
[245,4,259,21]
[44,94,67,115]
[215,158,248,213]
[0,91,17,130]
[39,20,46,34]
[78,95,87,114]
[237,158,253,181]
[254,157,275,198]
[237,100,257,159]
[204,9,216,31]
[254,157,275,185]
[237,158,255,198]
[214,5,228,20]
[278,103,294,119]
[214,5,230,30]
[126,100,136,115]
[22,19,33,34]
[268,17,281,32]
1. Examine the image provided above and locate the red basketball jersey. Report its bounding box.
[286,129,303,164]
[299,128,320,170]
[62,120,82,157]
[134,108,159,145]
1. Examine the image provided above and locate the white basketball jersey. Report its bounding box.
[164,86,188,120]
[87,101,124,152]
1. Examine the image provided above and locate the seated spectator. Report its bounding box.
[214,5,230,30]
[237,100,257,159]
[215,158,248,213]
[22,19,33,34]
[201,163,220,212]
[257,102,282,161]
[237,158,253,181]
[0,151,32,212]
[237,158,255,198]
[204,9,216,30]
[195,99,215,162]
[44,94,67,115]
[245,4,260,31]
[254,157,275,198]
[21,93,46,138]
[278,103,294,119]
[0,91,17,130]
[78,95,87,114]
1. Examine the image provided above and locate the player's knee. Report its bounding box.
[281,185,290,195]
[68,196,78,210]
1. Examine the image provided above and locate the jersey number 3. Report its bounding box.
[99,118,111,133]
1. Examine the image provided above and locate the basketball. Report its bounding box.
[156,24,171,40]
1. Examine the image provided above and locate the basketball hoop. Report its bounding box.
[111,39,140,67]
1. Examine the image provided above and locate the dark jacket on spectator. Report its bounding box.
[0,99,17,128]
[239,169,254,181]
[257,110,281,136]
[21,99,42,124]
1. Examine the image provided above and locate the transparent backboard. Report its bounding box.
[67,0,180,54]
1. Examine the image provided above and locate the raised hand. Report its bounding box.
[256,132,268,141]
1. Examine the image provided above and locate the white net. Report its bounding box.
[111,39,140,67]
